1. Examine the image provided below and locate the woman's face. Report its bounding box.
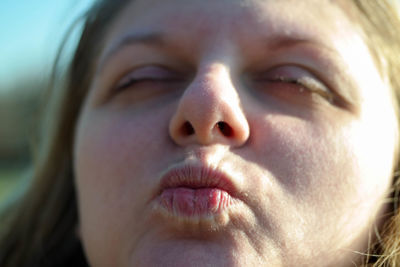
[74,0,398,266]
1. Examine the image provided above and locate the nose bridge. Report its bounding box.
[169,62,250,146]
[186,63,237,123]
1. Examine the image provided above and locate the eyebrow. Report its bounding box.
[98,31,337,66]
[266,34,338,56]
[97,32,165,74]
[95,31,357,106]
[97,31,340,81]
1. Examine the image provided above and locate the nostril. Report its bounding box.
[217,121,233,137]
[181,121,195,136]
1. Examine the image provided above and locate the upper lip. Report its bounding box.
[157,164,239,198]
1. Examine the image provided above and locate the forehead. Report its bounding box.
[102,0,356,53]
[96,0,365,104]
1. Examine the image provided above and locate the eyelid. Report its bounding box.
[114,65,180,90]
[294,76,333,102]
[257,65,334,102]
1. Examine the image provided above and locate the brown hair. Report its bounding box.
[0,1,399,266]
[0,0,129,265]
[350,1,400,266]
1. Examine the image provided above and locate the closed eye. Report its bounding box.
[254,65,334,103]
[114,65,184,91]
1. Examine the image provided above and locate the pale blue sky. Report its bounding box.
[0,0,94,91]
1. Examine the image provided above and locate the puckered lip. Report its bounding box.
[156,163,240,199]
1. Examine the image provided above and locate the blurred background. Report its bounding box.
[0,0,94,203]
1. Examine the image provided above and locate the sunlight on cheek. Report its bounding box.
[349,98,396,198]
[334,32,397,190]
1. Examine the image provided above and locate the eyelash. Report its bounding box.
[112,65,334,105]
[113,66,183,92]
[116,77,170,91]
[268,75,334,103]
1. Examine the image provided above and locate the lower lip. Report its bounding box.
[158,187,232,217]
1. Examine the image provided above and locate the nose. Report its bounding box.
[169,63,250,147]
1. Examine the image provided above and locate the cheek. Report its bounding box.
[252,110,393,194]
[249,112,394,245]
[75,110,166,197]
[73,108,173,265]
[249,114,359,194]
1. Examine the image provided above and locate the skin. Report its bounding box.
[73,0,399,266]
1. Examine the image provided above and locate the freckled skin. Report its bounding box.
[74,0,398,266]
